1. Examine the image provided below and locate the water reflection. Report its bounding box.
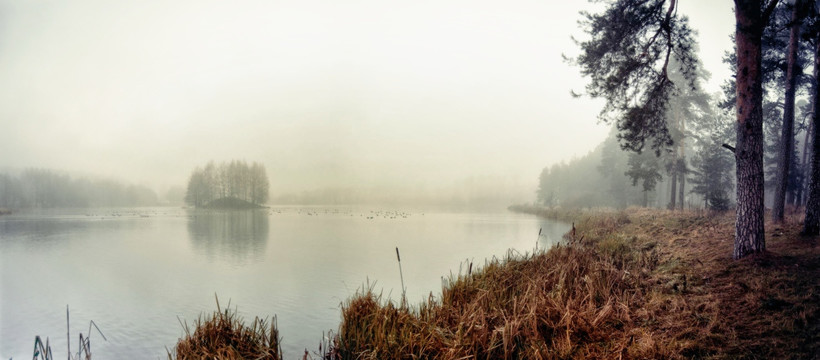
[537,217,570,248]
[0,217,98,246]
[186,210,269,264]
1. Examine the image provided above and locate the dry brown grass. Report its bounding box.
[169,296,282,360]
[327,207,820,359]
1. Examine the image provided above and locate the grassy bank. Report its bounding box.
[326,206,819,359]
[171,207,818,359]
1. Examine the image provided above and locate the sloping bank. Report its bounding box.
[170,206,819,359]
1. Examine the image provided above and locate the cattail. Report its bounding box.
[396,247,406,304]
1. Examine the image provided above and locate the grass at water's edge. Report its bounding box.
[169,206,818,359]
[168,296,282,360]
[324,206,819,359]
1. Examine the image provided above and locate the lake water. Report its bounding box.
[0,206,567,359]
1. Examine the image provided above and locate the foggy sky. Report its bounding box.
[0,0,734,199]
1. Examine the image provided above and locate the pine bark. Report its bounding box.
[803,36,820,235]
[773,0,801,222]
[734,0,766,259]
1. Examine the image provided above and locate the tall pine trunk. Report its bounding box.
[773,0,801,222]
[734,0,766,259]
[803,35,820,235]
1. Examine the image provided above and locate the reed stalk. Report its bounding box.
[396,247,406,305]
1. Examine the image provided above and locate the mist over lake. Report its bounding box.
[1,0,777,357]
[0,206,567,359]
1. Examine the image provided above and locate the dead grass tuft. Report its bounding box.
[169,296,282,360]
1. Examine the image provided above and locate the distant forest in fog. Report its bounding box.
[536,111,809,211]
[0,169,161,208]
[270,175,530,209]
[535,128,731,210]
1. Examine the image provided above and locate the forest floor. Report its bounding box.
[325,206,819,359]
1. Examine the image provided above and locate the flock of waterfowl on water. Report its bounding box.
[269,208,419,220]
[71,207,424,221]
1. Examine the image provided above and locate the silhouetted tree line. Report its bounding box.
[0,168,159,208]
[185,160,269,207]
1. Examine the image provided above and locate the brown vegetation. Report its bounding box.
[327,206,819,359]
[169,296,282,360]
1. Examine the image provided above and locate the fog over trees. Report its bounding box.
[568,0,820,258]
[185,160,269,208]
[1,1,745,214]
[0,168,159,208]
[536,114,735,211]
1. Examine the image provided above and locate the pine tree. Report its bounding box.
[576,0,779,259]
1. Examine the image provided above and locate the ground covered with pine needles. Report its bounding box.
[325,206,820,359]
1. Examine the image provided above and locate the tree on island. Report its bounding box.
[185,160,269,208]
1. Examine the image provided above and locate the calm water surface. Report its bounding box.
[0,206,567,359]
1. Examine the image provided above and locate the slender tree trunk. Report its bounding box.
[669,167,678,210]
[734,0,766,259]
[679,171,685,210]
[787,183,796,207]
[803,36,820,235]
[796,182,803,207]
[679,112,686,210]
[774,0,801,222]
[801,119,814,206]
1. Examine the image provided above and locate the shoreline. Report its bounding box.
[313,206,819,358]
[15,206,818,358]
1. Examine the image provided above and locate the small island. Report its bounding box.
[202,196,265,209]
[185,160,269,209]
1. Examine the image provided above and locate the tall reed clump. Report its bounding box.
[329,211,715,359]
[169,297,282,360]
